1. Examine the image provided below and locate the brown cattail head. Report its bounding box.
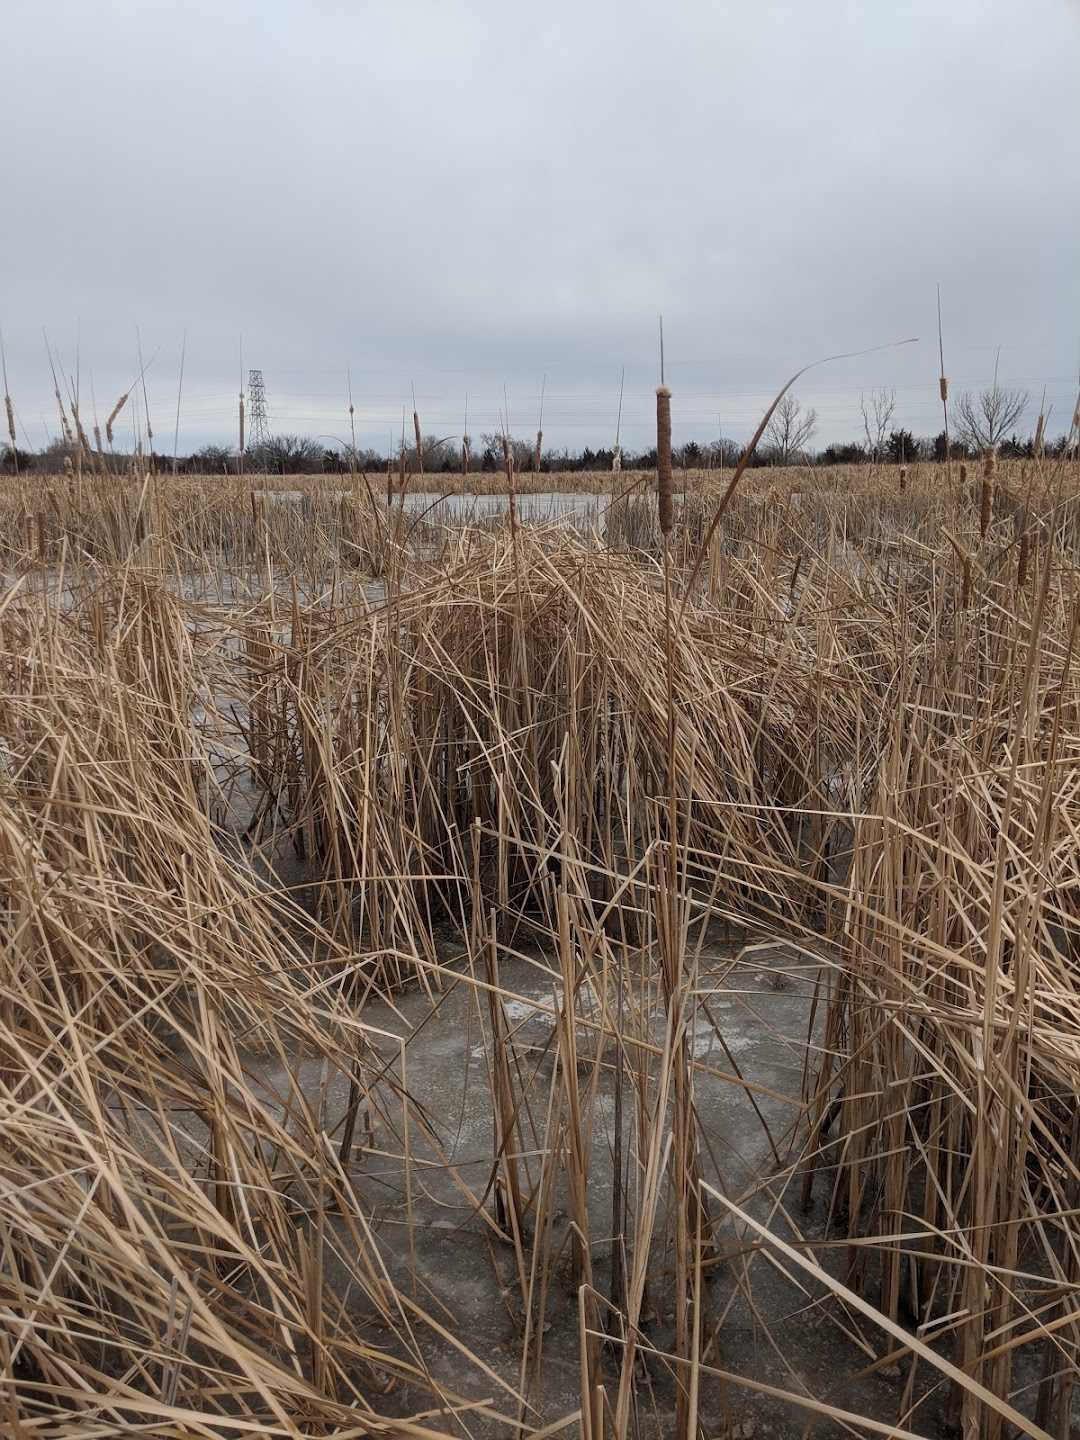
[534,430,543,474]
[106,392,129,447]
[656,385,673,536]
[55,388,74,447]
[70,401,91,456]
[612,442,622,474]
[961,556,972,610]
[461,434,470,476]
[1033,413,1045,458]
[1017,510,1030,590]
[503,434,518,534]
[4,393,14,449]
[899,465,907,493]
[980,447,995,538]
[789,550,803,600]
[939,376,949,404]
[412,409,423,472]
[93,424,102,455]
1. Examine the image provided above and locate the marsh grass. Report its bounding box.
[1,449,1079,1436]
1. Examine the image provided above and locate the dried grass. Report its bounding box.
[1,447,1079,1437]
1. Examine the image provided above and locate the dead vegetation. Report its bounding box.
[2,448,1080,1437]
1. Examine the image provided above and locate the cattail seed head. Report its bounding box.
[461,434,470,476]
[899,465,907,493]
[55,389,74,447]
[612,442,622,474]
[1033,413,1045,458]
[1017,512,1030,590]
[656,385,673,536]
[4,394,14,448]
[939,376,949,404]
[980,447,995,538]
[534,430,543,474]
[412,409,423,472]
[503,434,518,535]
[238,395,245,452]
[70,401,90,457]
[105,392,129,447]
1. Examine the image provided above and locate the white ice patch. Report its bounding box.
[692,1026,753,1061]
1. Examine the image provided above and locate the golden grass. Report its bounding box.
[1,447,1079,1436]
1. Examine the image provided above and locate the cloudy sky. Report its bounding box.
[1,0,1077,458]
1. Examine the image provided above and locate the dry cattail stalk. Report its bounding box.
[55,388,74,446]
[656,385,673,536]
[4,393,17,475]
[980,448,995,538]
[502,434,518,539]
[943,527,973,609]
[105,392,129,447]
[69,400,91,458]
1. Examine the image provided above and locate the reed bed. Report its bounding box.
[1,452,1079,1437]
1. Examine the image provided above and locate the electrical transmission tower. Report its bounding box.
[247,370,270,449]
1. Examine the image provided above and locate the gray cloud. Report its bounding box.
[2,0,1077,457]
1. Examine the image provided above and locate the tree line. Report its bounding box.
[3,384,1074,475]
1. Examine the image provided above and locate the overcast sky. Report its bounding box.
[2,0,1077,458]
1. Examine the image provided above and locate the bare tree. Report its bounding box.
[953,384,1028,453]
[859,387,896,463]
[246,433,324,475]
[765,394,819,465]
[479,432,533,472]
